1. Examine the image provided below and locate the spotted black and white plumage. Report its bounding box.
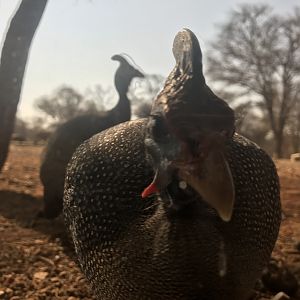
[64,29,281,300]
[64,120,280,300]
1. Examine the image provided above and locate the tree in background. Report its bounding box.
[84,84,114,112]
[0,0,48,172]
[35,84,118,128]
[134,102,152,118]
[288,100,300,153]
[207,5,300,157]
[35,86,84,125]
[129,74,164,118]
[34,73,163,131]
[27,117,52,144]
[12,117,28,141]
[211,88,275,151]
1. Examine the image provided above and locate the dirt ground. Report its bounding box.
[0,143,299,299]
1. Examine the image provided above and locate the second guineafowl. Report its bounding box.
[64,29,281,300]
[40,54,144,218]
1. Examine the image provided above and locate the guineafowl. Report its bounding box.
[40,54,144,218]
[64,29,281,300]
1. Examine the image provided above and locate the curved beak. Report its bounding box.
[142,148,235,222]
[177,149,235,222]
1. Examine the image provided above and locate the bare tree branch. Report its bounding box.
[206,4,300,157]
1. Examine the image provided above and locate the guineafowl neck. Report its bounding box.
[112,78,132,123]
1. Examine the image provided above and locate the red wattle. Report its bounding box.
[141,182,158,198]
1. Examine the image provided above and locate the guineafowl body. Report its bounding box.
[64,30,281,300]
[40,54,143,218]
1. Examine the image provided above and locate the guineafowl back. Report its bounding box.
[64,118,281,300]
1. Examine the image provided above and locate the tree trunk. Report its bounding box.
[292,125,300,153]
[292,135,300,153]
[292,110,300,153]
[274,131,284,158]
[0,0,48,172]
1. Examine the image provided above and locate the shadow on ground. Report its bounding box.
[0,190,72,252]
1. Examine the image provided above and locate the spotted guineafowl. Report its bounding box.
[64,29,281,300]
[40,54,143,218]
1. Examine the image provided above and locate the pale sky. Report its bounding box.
[0,0,298,121]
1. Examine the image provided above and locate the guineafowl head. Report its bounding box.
[111,54,144,88]
[143,29,236,222]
